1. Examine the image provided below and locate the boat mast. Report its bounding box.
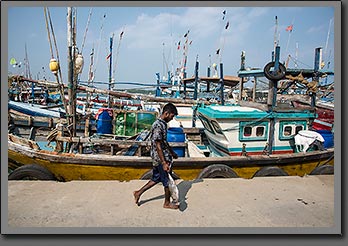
[295,42,299,68]
[108,34,114,108]
[24,43,35,101]
[67,7,76,136]
[113,29,124,92]
[272,16,279,61]
[24,43,32,79]
[323,18,333,69]
[86,47,94,106]
[180,30,190,80]
[312,47,323,108]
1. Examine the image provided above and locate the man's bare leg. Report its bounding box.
[163,187,179,209]
[133,180,157,206]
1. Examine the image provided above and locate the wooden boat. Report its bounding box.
[8,100,65,118]
[8,128,334,181]
[8,72,334,182]
[7,38,334,181]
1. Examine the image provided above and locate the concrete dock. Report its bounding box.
[6,175,335,232]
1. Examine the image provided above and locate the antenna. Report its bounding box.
[295,42,299,68]
[273,16,278,52]
[323,18,333,67]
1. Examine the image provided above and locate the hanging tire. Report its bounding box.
[310,165,334,175]
[8,164,56,181]
[263,62,286,80]
[253,166,288,177]
[196,164,238,179]
[140,169,180,180]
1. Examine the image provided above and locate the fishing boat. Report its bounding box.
[7,60,335,182]
[8,70,334,182]
[7,81,335,182]
[8,100,65,118]
[8,126,334,181]
[7,8,334,182]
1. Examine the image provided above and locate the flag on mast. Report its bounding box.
[222,10,226,20]
[225,21,230,30]
[286,24,293,32]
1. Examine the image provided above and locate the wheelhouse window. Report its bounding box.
[295,125,304,134]
[284,126,292,136]
[211,120,223,134]
[198,115,214,133]
[256,126,265,136]
[243,126,252,137]
[279,120,307,140]
[239,121,268,141]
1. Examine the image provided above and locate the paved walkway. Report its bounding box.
[5,175,335,233]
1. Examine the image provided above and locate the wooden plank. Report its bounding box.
[55,136,187,147]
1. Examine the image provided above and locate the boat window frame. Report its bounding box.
[279,120,307,140]
[239,121,269,141]
[210,120,223,135]
[243,126,252,137]
[256,126,265,137]
[198,115,214,134]
[284,126,292,136]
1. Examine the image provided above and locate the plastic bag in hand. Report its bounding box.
[168,173,179,203]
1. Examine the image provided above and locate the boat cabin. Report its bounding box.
[197,103,317,156]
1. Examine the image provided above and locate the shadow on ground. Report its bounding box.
[177,179,203,212]
[135,179,203,211]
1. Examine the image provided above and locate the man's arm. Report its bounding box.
[155,140,170,171]
[164,140,178,159]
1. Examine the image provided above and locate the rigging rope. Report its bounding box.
[288,56,311,68]
[43,7,69,122]
[112,27,125,85]
[93,13,107,82]
[222,112,273,132]
[43,8,54,60]
[81,8,92,54]
[46,7,64,85]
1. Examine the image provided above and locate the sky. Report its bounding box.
[7,3,335,90]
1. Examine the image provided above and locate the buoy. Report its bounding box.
[75,54,84,74]
[49,58,59,74]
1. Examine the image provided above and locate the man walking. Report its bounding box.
[133,103,179,209]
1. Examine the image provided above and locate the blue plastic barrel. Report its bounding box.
[316,130,334,148]
[167,127,185,157]
[96,109,113,134]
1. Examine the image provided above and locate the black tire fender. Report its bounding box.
[264,61,286,80]
[140,169,180,180]
[197,164,238,179]
[310,165,334,175]
[8,164,56,181]
[253,166,288,177]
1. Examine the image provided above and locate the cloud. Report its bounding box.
[119,8,228,50]
[246,7,269,18]
[307,24,326,34]
[122,13,176,49]
[119,7,270,52]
